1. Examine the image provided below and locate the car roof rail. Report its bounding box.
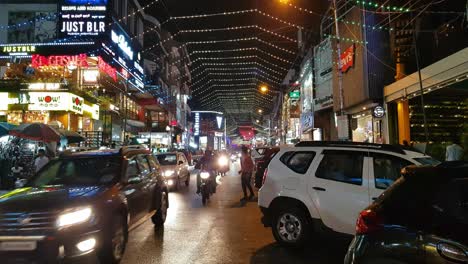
[119,145,149,155]
[295,141,408,154]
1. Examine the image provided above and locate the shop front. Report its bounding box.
[384,47,468,154]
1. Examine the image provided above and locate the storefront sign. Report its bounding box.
[98,57,117,81]
[194,112,200,136]
[214,132,224,137]
[111,30,134,59]
[59,0,107,37]
[83,103,100,120]
[373,106,385,118]
[1,45,36,55]
[28,92,84,114]
[28,83,61,90]
[340,44,355,73]
[301,112,314,133]
[0,93,8,111]
[314,37,334,111]
[301,71,313,113]
[31,54,89,68]
[289,91,300,99]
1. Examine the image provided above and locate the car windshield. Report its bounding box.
[156,154,177,165]
[414,157,441,166]
[29,157,121,187]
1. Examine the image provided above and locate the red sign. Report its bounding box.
[31,54,89,68]
[170,120,178,126]
[98,56,117,82]
[340,44,355,73]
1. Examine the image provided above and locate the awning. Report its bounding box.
[384,47,468,102]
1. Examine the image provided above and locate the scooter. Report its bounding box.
[199,170,215,205]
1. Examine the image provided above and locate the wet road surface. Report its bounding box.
[85,162,350,264]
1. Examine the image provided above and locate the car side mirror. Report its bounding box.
[127,175,142,185]
[438,243,468,263]
[178,160,184,165]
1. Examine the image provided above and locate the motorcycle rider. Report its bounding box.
[196,149,216,194]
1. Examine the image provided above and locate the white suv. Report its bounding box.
[258,141,439,246]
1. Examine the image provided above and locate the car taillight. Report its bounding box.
[356,209,384,235]
[262,168,268,185]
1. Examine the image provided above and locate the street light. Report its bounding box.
[260,85,268,93]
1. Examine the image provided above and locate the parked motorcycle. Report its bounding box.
[199,170,215,205]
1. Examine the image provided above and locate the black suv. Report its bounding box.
[345,161,468,264]
[0,146,169,263]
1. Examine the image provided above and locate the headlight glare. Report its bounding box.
[200,172,210,179]
[57,207,92,227]
[164,170,175,177]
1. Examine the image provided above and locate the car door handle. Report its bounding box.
[313,187,326,191]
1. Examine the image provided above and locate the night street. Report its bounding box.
[119,163,349,264]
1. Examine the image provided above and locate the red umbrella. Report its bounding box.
[9,123,61,143]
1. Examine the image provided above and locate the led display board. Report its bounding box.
[59,0,108,37]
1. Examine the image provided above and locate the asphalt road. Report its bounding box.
[117,161,351,264]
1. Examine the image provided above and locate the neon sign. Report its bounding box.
[2,46,36,54]
[98,57,117,81]
[194,113,200,136]
[111,30,134,59]
[31,54,89,68]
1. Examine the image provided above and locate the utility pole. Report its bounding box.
[332,0,345,115]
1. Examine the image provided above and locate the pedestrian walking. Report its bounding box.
[446,138,464,161]
[239,146,255,202]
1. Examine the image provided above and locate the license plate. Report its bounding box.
[0,241,37,251]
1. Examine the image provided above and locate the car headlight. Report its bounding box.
[200,172,210,179]
[57,207,92,228]
[164,170,175,177]
[218,156,228,166]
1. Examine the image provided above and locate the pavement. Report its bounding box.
[73,162,351,264]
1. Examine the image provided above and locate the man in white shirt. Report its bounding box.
[34,149,49,173]
[446,139,464,161]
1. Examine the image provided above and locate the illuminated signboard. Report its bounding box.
[59,0,107,37]
[31,54,89,68]
[28,83,61,90]
[83,103,100,120]
[98,56,117,81]
[216,116,223,129]
[82,69,99,85]
[0,93,8,110]
[340,44,355,73]
[194,113,200,136]
[28,92,84,114]
[111,29,134,59]
[1,45,36,56]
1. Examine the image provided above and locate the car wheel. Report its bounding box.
[152,192,168,227]
[272,207,311,247]
[99,215,128,264]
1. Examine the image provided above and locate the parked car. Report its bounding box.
[254,147,280,188]
[0,145,169,263]
[345,161,468,264]
[258,141,440,247]
[155,152,190,190]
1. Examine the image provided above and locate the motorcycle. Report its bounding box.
[199,170,215,205]
[217,155,229,176]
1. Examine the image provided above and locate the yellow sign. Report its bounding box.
[1,45,36,54]
[83,103,100,120]
[0,93,8,110]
